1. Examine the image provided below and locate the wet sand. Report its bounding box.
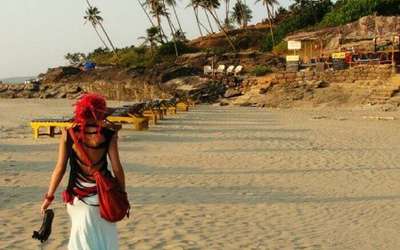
[1,99,400,249]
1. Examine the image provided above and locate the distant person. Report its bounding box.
[40,93,127,250]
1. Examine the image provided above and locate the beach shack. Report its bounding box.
[284,32,331,72]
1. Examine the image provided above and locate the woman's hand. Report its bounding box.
[40,199,52,215]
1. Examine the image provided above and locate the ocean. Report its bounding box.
[0,76,36,84]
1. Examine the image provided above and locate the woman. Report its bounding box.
[40,93,125,250]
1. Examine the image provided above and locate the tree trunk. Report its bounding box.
[204,9,215,33]
[156,15,167,43]
[162,0,179,56]
[85,0,92,8]
[137,0,156,27]
[193,7,204,37]
[238,0,247,29]
[225,0,230,27]
[172,5,183,32]
[267,6,275,47]
[98,22,117,54]
[208,9,236,51]
[91,23,110,50]
[166,16,179,56]
[85,0,117,55]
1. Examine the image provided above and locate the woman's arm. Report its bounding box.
[40,129,69,214]
[108,132,125,191]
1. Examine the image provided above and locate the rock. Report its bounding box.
[56,92,67,98]
[65,85,81,94]
[314,80,329,88]
[175,52,208,68]
[259,82,275,94]
[381,104,397,112]
[259,88,269,94]
[67,93,81,99]
[24,83,40,91]
[127,66,146,77]
[0,84,9,93]
[42,66,81,83]
[39,85,50,91]
[8,84,24,92]
[164,76,225,103]
[224,88,242,98]
[239,102,253,107]
[0,91,15,98]
[160,66,202,83]
[256,103,266,108]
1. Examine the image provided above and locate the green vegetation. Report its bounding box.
[70,41,198,69]
[230,1,252,28]
[74,0,400,68]
[262,0,333,52]
[272,40,288,54]
[251,65,272,76]
[261,0,400,52]
[65,53,86,65]
[320,0,400,27]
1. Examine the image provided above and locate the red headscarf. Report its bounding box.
[73,93,107,140]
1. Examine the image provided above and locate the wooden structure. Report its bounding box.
[30,119,73,139]
[31,98,194,139]
[143,110,159,125]
[31,114,149,139]
[107,115,149,131]
[176,101,189,112]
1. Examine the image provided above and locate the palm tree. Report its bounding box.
[84,0,118,54]
[204,9,215,33]
[187,0,205,37]
[138,26,164,54]
[224,0,231,29]
[84,9,109,50]
[199,0,236,50]
[161,0,179,56]
[147,0,167,42]
[187,0,214,37]
[137,0,156,26]
[165,0,184,34]
[231,0,252,28]
[256,0,279,47]
[174,30,188,42]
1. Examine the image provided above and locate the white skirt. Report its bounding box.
[67,195,118,250]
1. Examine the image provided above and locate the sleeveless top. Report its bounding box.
[63,125,116,205]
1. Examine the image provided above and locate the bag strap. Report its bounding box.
[68,128,93,167]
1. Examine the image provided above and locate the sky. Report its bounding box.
[0,0,291,79]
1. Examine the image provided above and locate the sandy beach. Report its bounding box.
[1,99,400,249]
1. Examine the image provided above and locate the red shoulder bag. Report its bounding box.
[68,128,130,222]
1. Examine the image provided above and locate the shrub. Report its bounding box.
[273,40,288,54]
[251,65,272,76]
[261,0,333,52]
[156,41,198,56]
[320,0,400,27]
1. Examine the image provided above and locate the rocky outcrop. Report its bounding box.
[223,65,400,108]
[285,15,400,53]
[164,76,226,103]
[160,66,202,83]
[41,67,81,84]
